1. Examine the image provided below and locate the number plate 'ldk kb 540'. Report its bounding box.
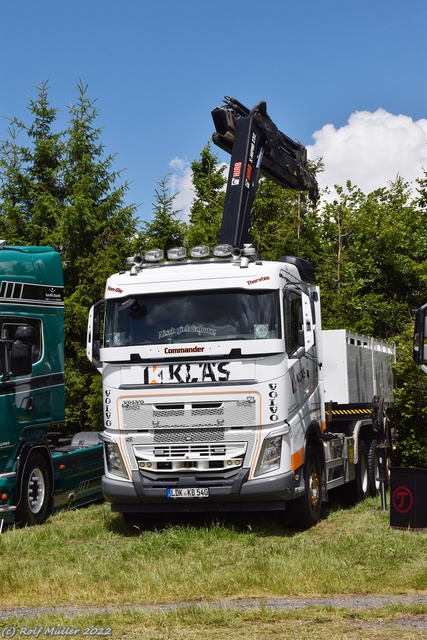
[166,488,210,499]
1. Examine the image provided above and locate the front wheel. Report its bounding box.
[290,446,323,529]
[15,453,51,526]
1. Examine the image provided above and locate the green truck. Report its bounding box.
[0,242,103,529]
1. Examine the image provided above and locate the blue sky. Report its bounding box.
[1,0,426,223]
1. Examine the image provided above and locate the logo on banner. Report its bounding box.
[392,485,413,513]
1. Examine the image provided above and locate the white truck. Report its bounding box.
[87,98,395,528]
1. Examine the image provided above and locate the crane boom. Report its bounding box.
[212,97,318,248]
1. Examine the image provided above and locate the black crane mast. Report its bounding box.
[211,97,318,249]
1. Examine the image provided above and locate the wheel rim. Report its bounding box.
[27,468,46,514]
[360,455,368,495]
[373,454,380,493]
[309,465,320,510]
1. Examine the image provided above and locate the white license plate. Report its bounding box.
[166,487,210,499]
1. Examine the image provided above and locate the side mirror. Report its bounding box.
[87,300,104,372]
[301,291,315,351]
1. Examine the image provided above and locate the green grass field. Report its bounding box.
[0,497,426,638]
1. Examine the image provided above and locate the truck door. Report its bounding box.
[0,318,52,432]
[283,289,317,456]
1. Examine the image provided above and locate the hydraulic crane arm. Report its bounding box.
[211,97,318,249]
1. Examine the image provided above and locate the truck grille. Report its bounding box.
[133,441,248,473]
[120,398,256,431]
[120,396,258,473]
[152,443,227,458]
[154,428,224,443]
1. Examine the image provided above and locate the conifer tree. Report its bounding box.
[60,81,138,430]
[139,174,186,253]
[186,144,226,247]
[0,123,30,242]
[25,82,65,245]
[0,82,64,244]
[0,81,138,431]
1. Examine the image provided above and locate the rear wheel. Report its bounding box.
[347,439,369,504]
[367,439,380,497]
[15,453,51,526]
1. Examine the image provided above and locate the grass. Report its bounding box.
[0,496,426,637]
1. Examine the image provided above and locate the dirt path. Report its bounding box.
[1,593,426,622]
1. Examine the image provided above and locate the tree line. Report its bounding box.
[1,83,426,467]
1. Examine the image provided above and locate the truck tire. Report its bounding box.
[347,439,369,504]
[367,439,380,497]
[15,453,51,526]
[290,446,322,529]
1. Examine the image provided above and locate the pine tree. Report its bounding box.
[0,82,64,245]
[139,174,186,253]
[24,82,65,245]
[59,81,138,431]
[186,144,226,247]
[0,123,30,242]
[0,81,138,432]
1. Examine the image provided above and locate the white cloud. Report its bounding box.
[167,110,427,218]
[168,157,194,222]
[307,109,427,200]
[168,157,229,222]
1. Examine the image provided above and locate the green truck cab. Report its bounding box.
[0,242,103,528]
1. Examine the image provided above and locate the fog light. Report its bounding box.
[213,244,233,257]
[190,245,210,258]
[167,247,187,260]
[144,249,164,262]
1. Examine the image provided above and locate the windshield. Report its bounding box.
[104,289,281,346]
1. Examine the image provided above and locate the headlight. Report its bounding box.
[255,435,282,476]
[105,442,128,479]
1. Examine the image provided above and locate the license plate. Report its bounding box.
[166,487,210,499]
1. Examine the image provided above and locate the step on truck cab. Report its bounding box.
[87,98,395,528]
[0,242,104,528]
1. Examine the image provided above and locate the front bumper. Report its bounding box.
[102,468,296,513]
